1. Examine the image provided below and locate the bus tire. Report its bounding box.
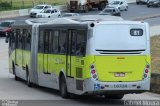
[59,75,69,98]
[105,94,124,99]
[13,62,19,81]
[26,67,32,87]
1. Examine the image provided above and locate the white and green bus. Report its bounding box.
[8,15,151,99]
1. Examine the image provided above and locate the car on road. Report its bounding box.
[30,4,52,18]
[108,0,128,11]
[61,13,80,17]
[0,20,15,37]
[36,8,61,18]
[99,7,121,16]
[147,0,160,7]
[136,0,149,4]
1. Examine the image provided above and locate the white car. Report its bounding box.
[108,0,128,11]
[99,7,121,16]
[30,4,52,17]
[36,8,61,18]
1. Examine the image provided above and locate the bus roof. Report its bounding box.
[14,15,147,28]
[26,18,56,24]
[23,15,123,25]
[43,15,124,25]
[68,15,124,22]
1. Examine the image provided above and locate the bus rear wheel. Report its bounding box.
[26,67,32,87]
[60,75,69,98]
[105,94,124,99]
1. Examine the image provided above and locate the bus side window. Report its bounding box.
[27,33,31,50]
[22,29,28,50]
[71,31,76,55]
[43,30,52,54]
[10,29,16,50]
[19,30,23,49]
[48,31,52,54]
[44,31,49,53]
[76,30,86,56]
[16,29,20,49]
[38,31,44,53]
[59,30,67,54]
[52,30,59,54]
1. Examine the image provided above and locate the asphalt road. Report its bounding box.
[1,3,160,106]
[4,3,160,26]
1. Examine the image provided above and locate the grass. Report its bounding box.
[151,35,160,74]
[0,0,66,11]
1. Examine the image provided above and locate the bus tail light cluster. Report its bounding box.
[90,64,98,80]
[143,64,150,79]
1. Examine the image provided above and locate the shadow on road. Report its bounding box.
[13,78,124,105]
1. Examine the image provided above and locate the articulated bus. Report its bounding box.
[7,15,150,99]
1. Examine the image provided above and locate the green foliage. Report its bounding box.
[0,1,12,8]
[0,0,66,11]
[0,1,12,11]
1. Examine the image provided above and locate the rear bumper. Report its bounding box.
[83,78,150,95]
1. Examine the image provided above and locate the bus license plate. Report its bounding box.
[114,72,125,77]
[114,84,127,88]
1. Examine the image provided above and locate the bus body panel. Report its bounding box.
[94,55,150,82]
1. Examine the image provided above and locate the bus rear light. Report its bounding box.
[91,65,94,69]
[90,64,98,80]
[91,70,95,74]
[145,69,149,73]
[143,64,150,80]
[146,65,150,69]
[93,74,97,79]
[144,74,147,78]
